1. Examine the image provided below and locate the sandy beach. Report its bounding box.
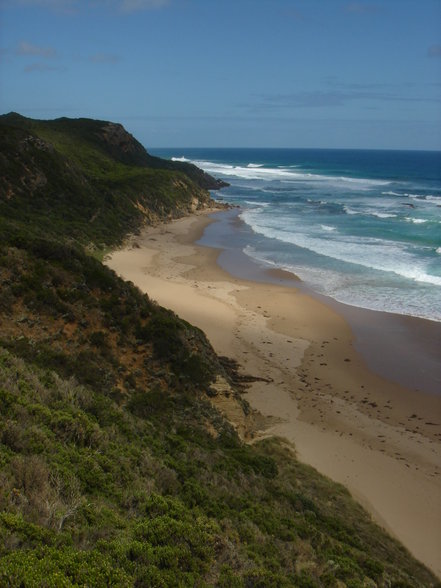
[105,209,441,578]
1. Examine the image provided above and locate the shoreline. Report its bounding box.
[198,208,441,396]
[105,208,441,578]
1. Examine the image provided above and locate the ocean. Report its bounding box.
[152,148,441,323]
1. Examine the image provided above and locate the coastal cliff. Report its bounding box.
[0,113,226,248]
[0,115,438,587]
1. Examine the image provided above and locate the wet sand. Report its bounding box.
[105,209,441,578]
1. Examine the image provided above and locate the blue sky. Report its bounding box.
[1,0,440,149]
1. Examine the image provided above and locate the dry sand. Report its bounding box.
[105,209,441,578]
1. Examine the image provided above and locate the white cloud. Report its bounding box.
[17,41,57,58]
[250,79,439,112]
[3,0,169,12]
[118,0,169,12]
[428,44,441,58]
[89,52,120,63]
[24,62,65,72]
[10,0,78,14]
[345,2,378,14]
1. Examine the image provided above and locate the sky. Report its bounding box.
[1,0,440,150]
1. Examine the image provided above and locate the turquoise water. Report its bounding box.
[152,148,441,322]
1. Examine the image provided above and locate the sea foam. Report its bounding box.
[240,209,441,286]
[186,159,391,188]
[171,148,441,321]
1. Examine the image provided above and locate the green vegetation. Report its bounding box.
[1,337,438,587]
[0,112,228,190]
[0,115,439,586]
[0,113,224,251]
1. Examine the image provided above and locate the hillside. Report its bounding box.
[0,113,226,250]
[0,115,439,587]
